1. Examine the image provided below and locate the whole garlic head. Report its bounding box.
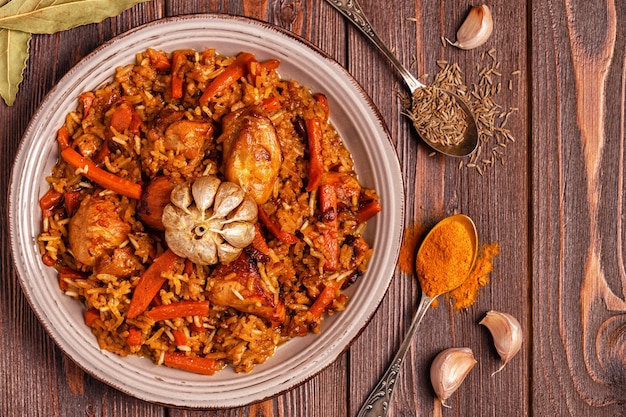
[430,347,476,407]
[162,175,258,265]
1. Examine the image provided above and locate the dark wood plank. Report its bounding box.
[345,1,530,416]
[532,0,626,415]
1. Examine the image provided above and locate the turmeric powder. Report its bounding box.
[415,218,475,298]
[398,223,425,275]
[449,242,499,309]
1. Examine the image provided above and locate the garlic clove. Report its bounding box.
[192,175,221,212]
[479,310,522,375]
[448,5,493,50]
[430,347,477,407]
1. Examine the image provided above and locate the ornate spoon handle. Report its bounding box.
[324,0,425,92]
[355,293,435,417]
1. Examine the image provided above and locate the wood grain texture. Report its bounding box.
[533,0,626,415]
[2,0,626,416]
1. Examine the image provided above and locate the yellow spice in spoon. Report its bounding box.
[416,219,475,298]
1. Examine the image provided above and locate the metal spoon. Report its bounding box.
[324,0,478,157]
[356,214,478,416]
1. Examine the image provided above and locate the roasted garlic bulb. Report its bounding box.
[162,175,258,265]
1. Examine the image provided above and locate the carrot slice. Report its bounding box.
[198,52,256,105]
[84,309,100,327]
[258,207,299,245]
[145,300,210,322]
[170,51,186,99]
[261,96,281,112]
[171,329,187,346]
[39,188,62,210]
[79,92,94,116]
[146,48,171,71]
[109,105,133,133]
[305,118,324,192]
[319,183,338,271]
[163,352,217,376]
[56,126,70,150]
[42,253,56,267]
[314,93,330,122]
[251,223,271,256]
[63,191,81,216]
[261,58,280,71]
[308,284,338,318]
[127,249,181,319]
[60,147,142,200]
[126,327,142,347]
[357,199,382,223]
[60,266,88,281]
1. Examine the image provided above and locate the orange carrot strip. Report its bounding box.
[63,191,81,216]
[189,322,205,333]
[109,105,133,133]
[56,126,70,150]
[92,140,111,164]
[308,284,338,318]
[319,183,338,271]
[84,309,100,327]
[163,352,217,376]
[42,253,56,267]
[126,327,142,347]
[129,111,143,136]
[127,249,181,319]
[60,147,142,200]
[60,266,88,281]
[305,118,324,192]
[59,266,87,291]
[314,93,330,122]
[261,96,281,112]
[145,300,210,322]
[171,329,187,346]
[198,52,256,105]
[146,48,171,71]
[183,259,194,276]
[39,188,63,210]
[170,51,186,99]
[258,207,299,245]
[261,58,280,71]
[251,223,271,256]
[357,199,382,223]
[79,92,94,116]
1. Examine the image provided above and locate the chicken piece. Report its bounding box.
[68,194,131,267]
[93,246,142,278]
[75,133,102,158]
[206,251,285,325]
[141,110,214,177]
[137,176,182,231]
[163,120,213,161]
[218,105,282,204]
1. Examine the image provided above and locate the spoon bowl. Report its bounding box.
[355,214,478,416]
[325,0,479,157]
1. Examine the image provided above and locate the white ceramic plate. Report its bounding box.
[9,14,404,408]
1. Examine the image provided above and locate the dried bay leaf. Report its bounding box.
[0,0,151,105]
[0,0,151,34]
[0,28,31,106]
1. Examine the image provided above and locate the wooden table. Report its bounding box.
[2,0,625,415]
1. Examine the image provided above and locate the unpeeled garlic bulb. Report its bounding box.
[480,310,522,375]
[448,5,493,50]
[430,347,477,407]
